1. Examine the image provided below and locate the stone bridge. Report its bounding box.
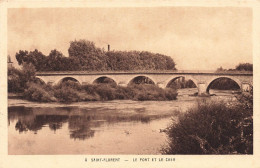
[36,70,253,96]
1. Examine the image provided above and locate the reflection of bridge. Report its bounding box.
[36,70,253,96]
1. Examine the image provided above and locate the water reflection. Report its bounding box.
[68,115,96,140]
[8,105,172,141]
[8,89,238,154]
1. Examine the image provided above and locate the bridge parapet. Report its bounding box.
[36,70,253,76]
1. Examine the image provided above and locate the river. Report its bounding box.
[8,88,238,155]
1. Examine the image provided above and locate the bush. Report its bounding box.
[22,81,178,102]
[81,84,97,94]
[129,84,177,101]
[8,67,26,93]
[236,85,253,110]
[24,83,56,102]
[163,100,253,154]
[54,80,81,91]
[8,75,24,93]
[165,88,178,100]
[114,86,133,100]
[94,84,117,101]
[8,64,37,93]
[54,87,81,102]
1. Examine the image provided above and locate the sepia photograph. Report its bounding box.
[1,0,260,167]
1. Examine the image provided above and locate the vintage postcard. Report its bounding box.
[0,0,260,167]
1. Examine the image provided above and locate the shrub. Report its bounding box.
[22,82,178,102]
[129,84,177,101]
[82,84,98,94]
[114,86,133,99]
[8,75,24,93]
[54,80,81,91]
[236,85,253,110]
[54,87,81,102]
[24,83,56,102]
[94,84,116,101]
[8,67,26,93]
[165,88,178,100]
[163,100,253,154]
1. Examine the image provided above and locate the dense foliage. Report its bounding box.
[216,63,253,72]
[8,63,36,93]
[163,91,253,154]
[23,81,178,102]
[16,40,176,71]
[235,63,253,71]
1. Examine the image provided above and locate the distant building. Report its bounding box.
[8,55,13,68]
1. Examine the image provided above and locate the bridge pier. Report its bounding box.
[241,83,251,92]
[47,81,55,85]
[197,83,208,96]
[157,82,166,89]
[118,82,128,87]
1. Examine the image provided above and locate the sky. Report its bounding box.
[8,7,252,70]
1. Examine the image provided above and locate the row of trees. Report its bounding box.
[15,40,176,71]
[216,63,253,72]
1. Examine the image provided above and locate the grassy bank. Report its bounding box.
[162,94,253,154]
[22,81,178,102]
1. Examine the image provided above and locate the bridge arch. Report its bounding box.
[56,76,82,85]
[92,76,118,85]
[127,75,156,86]
[206,76,241,93]
[165,76,198,88]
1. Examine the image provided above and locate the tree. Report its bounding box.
[68,40,108,71]
[20,62,37,86]
[16,50,28,65]
[8,63,36,93]
[235,63,253,71]
[15,49,47,71]
[8,67,24,93]
[47,49,68,71]
[15,39,177,72]
[106,50,176,71]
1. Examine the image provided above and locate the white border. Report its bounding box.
[1,1,260,168]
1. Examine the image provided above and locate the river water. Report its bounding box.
[8,89,238,155]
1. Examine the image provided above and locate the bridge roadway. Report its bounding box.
[36,70,253,96]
